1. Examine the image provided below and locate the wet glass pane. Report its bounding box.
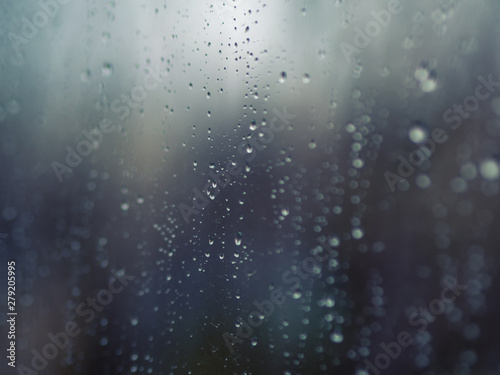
[1,0,500,374]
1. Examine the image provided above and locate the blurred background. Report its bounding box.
[1,0,500,374]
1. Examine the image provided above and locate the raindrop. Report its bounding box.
[353,159,364,169]
[235,232,242,246]
[80,69,91,83]
[292,290,302,299]
[102,62,114,77]
[416,174,431,189]
[352,228,364,239]
[324,297,335,307]
[302,74,311,84]
[409,122,428,143]
[279,71,287,83]
[479,158,500,180]
[330,332,344,343]
[414,66,429,82]
[420,78,437,93]
[101,32,110,44]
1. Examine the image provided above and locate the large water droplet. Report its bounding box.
[330,332,343,343]
[409,122,429,143]
[292,290,302,299]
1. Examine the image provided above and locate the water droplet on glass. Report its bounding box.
[479,159,500,180]
[330,332,344,343]
[81,69,91,83]
[409,123,428,143]
[414,66,430,82]
[420,78,437,93]
[102,62,113,77]
[235,232,242,246]
[279,71,287,83]
[292,290,302,299]
[325,297,335,307]
[101,32,110,44]
[352,228,364,239]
